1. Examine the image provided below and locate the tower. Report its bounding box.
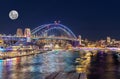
[24,28,31,42]
[16,28,23,37]
[107,36,111,44]
[24,28,31,37]
[78,35,82,45]
[107,37,111,43]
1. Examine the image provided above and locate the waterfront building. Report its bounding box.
[0,37,4,46]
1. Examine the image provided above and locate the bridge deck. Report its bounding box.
[45,72,87,79]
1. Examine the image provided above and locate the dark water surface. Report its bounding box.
[0,50,120,79]
[87,52,120,79]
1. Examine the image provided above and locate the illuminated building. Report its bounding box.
[111,39,115,44]
[24,28,31,37]
[0,37,4,46]
[78,35,82,45]
[24,28,31,42]
[16,28,23,37]
[107,37,111,43]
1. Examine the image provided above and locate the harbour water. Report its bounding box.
[87,52,120,79]
[0,50,120,79]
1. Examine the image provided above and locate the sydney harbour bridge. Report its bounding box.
[0,22,80,47]
[0,22,119,51]
[31,23,77,40]
[31,22,79,47]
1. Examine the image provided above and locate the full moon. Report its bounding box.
[9,10,19,20]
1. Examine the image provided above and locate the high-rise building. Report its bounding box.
[78,35,82,45]
[111,39,115,44]
[16,28,23,37]
[24,28,31,42]
[107,36,111,43]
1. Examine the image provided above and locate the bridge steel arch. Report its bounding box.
[31,23,77,40]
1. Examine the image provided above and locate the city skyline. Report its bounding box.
[1,0,120,40]
[0,1,120,79]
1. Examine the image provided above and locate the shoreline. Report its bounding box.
[0,50,46,60]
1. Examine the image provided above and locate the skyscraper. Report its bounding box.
[16,28,23,37]
[78,35,82,45]
[107,36,111,44]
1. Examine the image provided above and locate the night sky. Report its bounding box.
[0,0,120,40]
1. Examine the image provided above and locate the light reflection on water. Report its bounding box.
[87,52,120,79]
[0,50,80,79]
